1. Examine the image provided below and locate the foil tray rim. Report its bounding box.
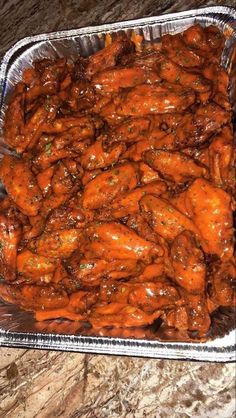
[0,6,235,360]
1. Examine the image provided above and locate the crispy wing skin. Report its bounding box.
[140,195,198,241]
[41,193,71,216]
[136,263,166,282]
[184,293,210,336]
[83,222,162,261]
[169,191,190,217]
[122,130,168,161]
[162,305,188,332]
[0,155,42,216]
[24,58,69,102]
[115,83,196,116]
[0,213,22,281]
[185,179,233,259]
[144,149,208,183]
[31,229,81,258]
[23,214,45,240]
[123,139,152,162]
[35,309,83,321]
[203,64,230,109]
[35,288,97,321]
[183,24,208,50]
[82,163,139,209]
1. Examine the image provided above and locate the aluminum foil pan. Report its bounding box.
[0,6,235,361]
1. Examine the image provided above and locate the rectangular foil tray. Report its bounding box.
[0,6,235,361]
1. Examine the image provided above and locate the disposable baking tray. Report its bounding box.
[0,6,235,361]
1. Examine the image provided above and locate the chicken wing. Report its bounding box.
[161,32,204,68]
[83,222,162,262]
[0,155,43,216]
[82,163,139,209]
[92,67,159,95]
[0,213,22,281]
[85,34,133,78]
[102,280,180,312]
[51,161,74,195]
[185,178,233,259]
[3,83,25,152]
[208,126,234,190]
[90,303,161,329]
[108,181,166,218]
[45,205,86,231]
[80,137,125,170]
[30,229,82,258]
[175,103,230,148]
[144,149,208,183]
[17,250,57,280]
[209,260,236,307]
[115,83,196,116]
[158,57,210,93]
[66,254,140,287]
[140,195,199,241]
[170,230,210,335]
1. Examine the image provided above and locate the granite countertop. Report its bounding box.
[0,1,235,417]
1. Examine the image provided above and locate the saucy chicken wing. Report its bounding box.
[185,178,233,259]
[115,83,196,116]
[83,222,162,261]
[140,195,198,241]
[90,303,161,329]
[170,231,210,336]
[30,229,82,258]
[0,155,43,216]
[0,213,22,281]
[66,254,140,287]
[82,163,139,209]
[144,149,208,183]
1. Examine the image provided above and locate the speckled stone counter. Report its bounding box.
[0,1,235,417]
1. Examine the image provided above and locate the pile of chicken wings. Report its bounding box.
[0,24,235,341]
